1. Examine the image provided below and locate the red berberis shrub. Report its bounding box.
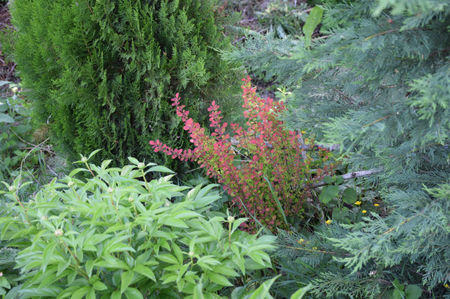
[150,77,334,232]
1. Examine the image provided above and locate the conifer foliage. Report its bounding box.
[8,0,237,166]
[227,0,449,297]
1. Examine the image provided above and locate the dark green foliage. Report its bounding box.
[227,0,449,297]
[8,0,239,169]
[0,83,45,185]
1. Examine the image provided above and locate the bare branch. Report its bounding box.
[312,167,384,188]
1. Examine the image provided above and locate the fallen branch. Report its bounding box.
[312,167,384,188]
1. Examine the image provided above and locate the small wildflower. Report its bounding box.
[312,247,318,250]
[227,216,235,223]
[8,185,15,192]
[107,187,114,193]
[54,229,64,237]
[374,203,380,207]
[11,86,19,94]
[188,251,195,257]
[301,130,306,134]
[137,162,145,169]
[325,219,332,225]
[297,238,305,244]
[369,270,377,276]
[362,210,367,214]
[355,200,362,206]
[67,181,74,188]
[444,283,449,289]
[81,156,88,163]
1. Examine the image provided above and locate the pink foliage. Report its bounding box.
[150,77,334,231]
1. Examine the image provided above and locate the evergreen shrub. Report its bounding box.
[227,0,449,297]
[0,154,276,297]
[8,0,239,168]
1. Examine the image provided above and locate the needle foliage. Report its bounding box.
[7,0,239,169]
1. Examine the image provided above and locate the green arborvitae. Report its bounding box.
[226,0,449,297]
[7,0,239,169]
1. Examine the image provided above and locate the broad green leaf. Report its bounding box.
[405,285,422,299]
[303,6,324,48]
[121,271,134,294]
[42,241,57,272]
[193,280,205,299]
[20,287,63,298]
[392,289,404,299]
[111,290,121,299]
[290,284,313,299]
[158,217,188,228]
[157,253,179,264]
[85,260,95,278]
[206,272,233,287]
[231,287,246,299]
[0,113,14,123]
[128,157,140,165]
[248,275,280,299]
[148,166,174,173]
[0,277,10,289]
[161,273,178,284]
[124,288,143,299]
[342,188,357,204]
[93,281,107,291]
[86,288,96,299]
[212,265,239,277]
[319,185,339,204]
[134,264,156,282]
[393,279,404,291]
[95,256,129,270]
[70,286,90,299]
[108,243,136,253]
[87,149,102,160]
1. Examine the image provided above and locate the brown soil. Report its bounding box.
[0,2,18,85]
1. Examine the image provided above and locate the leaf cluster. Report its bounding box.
[0,82,47,189]
[0,154,276,298]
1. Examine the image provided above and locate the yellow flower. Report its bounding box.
[444,283,449,289]
[312,247,318,250]
[355,201,362,206]
[326,219,332,225]
[362,210,367,214]
[374,203,380,207]
[301,130,306,134]
[297,238,305,244]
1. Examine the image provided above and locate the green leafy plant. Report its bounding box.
[0,82,47,186]
[0,245,19,296]
[302,6,323,47]
[7,0,240,170]
[0,153,276,298]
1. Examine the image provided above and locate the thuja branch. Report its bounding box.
[312,167,384,188]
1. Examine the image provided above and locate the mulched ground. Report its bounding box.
[0,2,17,85]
